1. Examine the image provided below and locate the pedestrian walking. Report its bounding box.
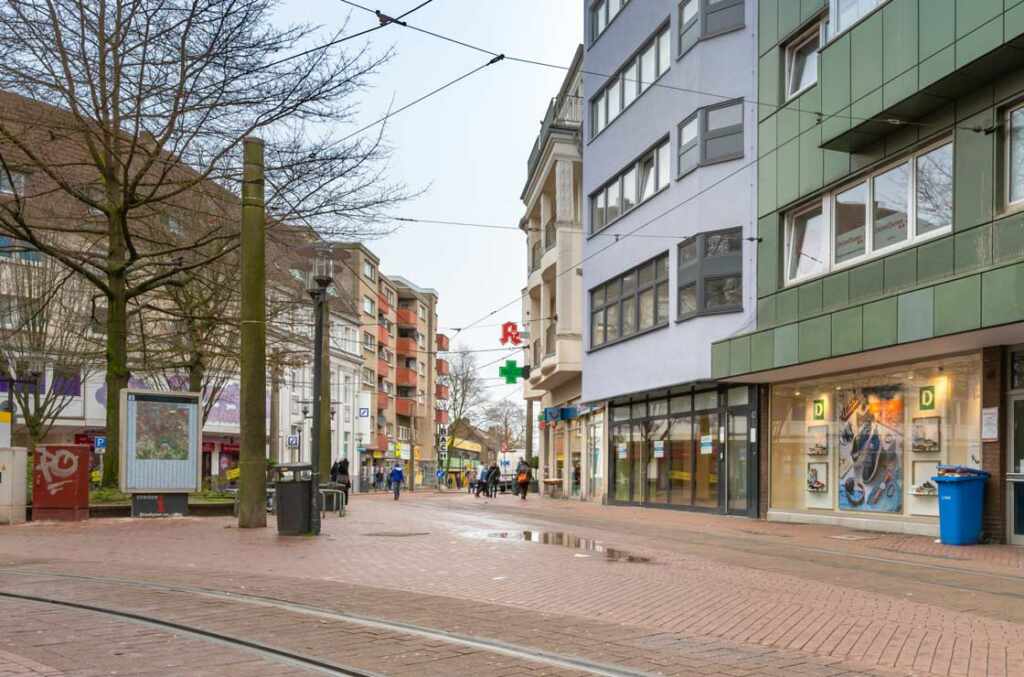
[466,468,477,494]
[375,468,384,491]
[389,463,404,501]
[475,465,489,497]
[487,463,500,497]
[330,460,340,483]
[337,458,350,505]
[435,467,446,490]
[515,459,532,500]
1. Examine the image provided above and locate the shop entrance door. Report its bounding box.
[726,412,750,515]
[693,412,721,509]
[1007,395,1024,545]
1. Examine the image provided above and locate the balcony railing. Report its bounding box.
[435,409,449,424]
[396,307,417,327]
[396,336,416,356]
[526,94,582,181]
[377,357,390,375]
[377,392,391,410]
[530,241,541,272]
[396,398,415,417]
[436,358,449,376]
[377,324,390,347]
[436,333,449,352]
[396,367,418,387]
[435,384,449,400]
[544,221,556,251]
[545,322,556,357]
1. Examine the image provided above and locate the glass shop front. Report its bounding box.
[768,352,981,530]
[608,386,757,516]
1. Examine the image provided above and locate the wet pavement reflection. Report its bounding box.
[479,530,652,563]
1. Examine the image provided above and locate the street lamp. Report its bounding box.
[307,248,334,536]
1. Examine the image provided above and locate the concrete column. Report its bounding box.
[539,193,552,231]
[554,159,575,223]
[537,420,547,496]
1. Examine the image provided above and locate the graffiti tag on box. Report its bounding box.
[38,447,79,495]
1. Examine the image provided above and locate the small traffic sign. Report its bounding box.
[287,435,299,448]
[94,436,107,450]
[358,407,370,417]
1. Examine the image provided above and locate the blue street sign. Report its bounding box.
[94,436,107,449]
[358,407,370,417]
[286,435,299,448]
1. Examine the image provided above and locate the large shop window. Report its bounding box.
[769,353,980,519]
[1007,103,1024,207]
[829,0,888,40]
[590,253,670,349]
[677,227,743,320]
[784,140,952,285]
[679,0,745,56]
[589,0,631,43]
[677,100,744,177]
[590,25,670,138]
[591,138,671,233]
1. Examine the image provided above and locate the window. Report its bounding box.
[590,24,670,138]
[677,100,744,178]
[590,0,630,43]
[679,0,745,56]
[0,295,19,330]
[590,138,671,233]
[362,260,375,281]
[418,361,426,375]
[0,170,25,195]
[590,253,670,349]
[1008,104,1024,206]
[784,140,953,285]
[785,23,823,100]
[362,296,375,316]
[677,227,743,319]
[418,304,427,320]
[829,0,886,39]
[363,331,375,352]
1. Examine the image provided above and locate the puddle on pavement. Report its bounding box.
[481,530,652,563]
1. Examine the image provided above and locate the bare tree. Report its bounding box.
[0,246,99,458]
[446,346,486,428]
[482,398,525,453]
[0,2,406,484]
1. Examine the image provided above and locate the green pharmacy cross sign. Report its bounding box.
[498,360,529,384]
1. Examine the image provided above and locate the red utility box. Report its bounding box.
[33,444,90,521]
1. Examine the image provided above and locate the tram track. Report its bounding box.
[0,569,652,677]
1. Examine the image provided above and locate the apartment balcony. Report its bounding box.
[435,384,449,400]
[527,324,582,394]
[377,325,390,347]
[396,336,417,356]
[371,433,389,451]
[396,367,418,387]
[377,392,391,411]
[436,358,449,376]
[529,241,542,274]
[434,409,449,425]
[396,307,417,327]
[436,333,449,352]
[377,357,390,375]
[525,93,581,184]
[395,397,416,417]
[377,293,391,315]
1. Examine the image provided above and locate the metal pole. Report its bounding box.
[309,288,324,535]
[238,136,267,528]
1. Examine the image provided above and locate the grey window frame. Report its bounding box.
[784,21,825,101]
[677,99,745,179]
[589,137,670,235]
[590,252,670,350]
[679,0,745,58]
[589,22,670,140]
[589,0,631,44]
[677,227,743,321]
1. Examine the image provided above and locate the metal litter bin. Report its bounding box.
[274,463,312,535]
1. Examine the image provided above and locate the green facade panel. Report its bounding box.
[758,0,779,56]
[798,280,823,318]
[920,0,956,60]
[759,116,776,158]
[956,0,1003,40]
[917,236,955,283]
[849,260,885,303]
[774,324,799,367]
[777,138,800,206]
[897,288,935,343]
[884,249,918,294]
[954,114,995,231]
[729,336,751,376]
[799,127,824,195]
[993,213,1024,263]
[820,34,851,116]
[862,297,899,349]
[757,296,777,330]
[955,224,993,273]
[711,342,730,380]
[776,287,798,324]
[982,262,1024,326]
[851,13,885,102]
[798,316,831,362]
[751,331,775,372]
[919,45,956,88]
[758,150,777,217]
[822,271,850,310]
[957,17,1004,68]
[1007,2,1024,42]
[758,52,781,122]
[884,0,919,81]
[831,307,864,356]
[757,215,780,296]
[934,276,982,336]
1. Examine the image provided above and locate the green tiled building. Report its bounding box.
[716,0,1024,542]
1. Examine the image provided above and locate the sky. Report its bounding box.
[274,0,584,401]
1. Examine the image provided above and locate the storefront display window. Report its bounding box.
[668,415,693,505]
[769,353,981,520]
[612,424,629,501]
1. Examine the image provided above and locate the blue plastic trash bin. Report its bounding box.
[933,470,990,545]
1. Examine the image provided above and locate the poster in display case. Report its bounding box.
[911,416,941,454]
[837,385,903,513]
[807,426,829,455]
[806,462,828,493]
[119,389,201,494]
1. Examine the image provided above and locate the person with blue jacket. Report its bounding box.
[389,463,405,501]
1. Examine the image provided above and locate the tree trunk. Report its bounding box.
[238,137,267,528]
[101,276,129,488]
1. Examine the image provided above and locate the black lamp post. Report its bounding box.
[307,249,333,535]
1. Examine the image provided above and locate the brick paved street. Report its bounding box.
[2,492,1023,675]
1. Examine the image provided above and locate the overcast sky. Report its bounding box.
[275,0,583,400]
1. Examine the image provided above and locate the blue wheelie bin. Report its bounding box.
[932,466,991,545]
